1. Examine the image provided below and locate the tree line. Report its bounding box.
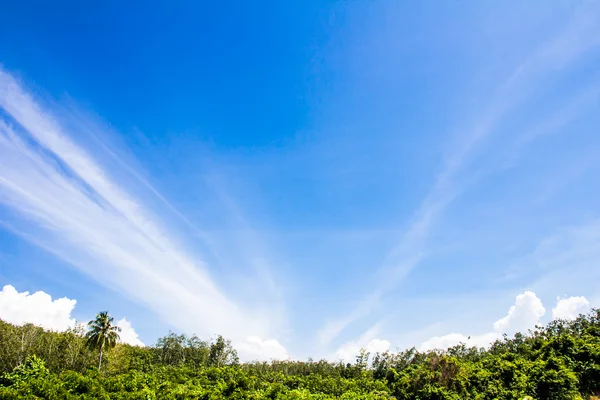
[1,309,600,399]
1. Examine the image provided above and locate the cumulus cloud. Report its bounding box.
[365,338,391,354]
[236,336,289,361]
[493,291,545,336]
[420,332,499,353]
[0,284,146,346]
[552,296,589,320]
[116,318,145,346]
[333,323,391,363]
[420,291,546,352]
[335,338,391,363]
[0,284,76,331]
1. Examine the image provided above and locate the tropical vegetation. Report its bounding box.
[1,309,600,399]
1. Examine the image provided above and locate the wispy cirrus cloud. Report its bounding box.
[509,219,600,301]
[0,68,285,360]
[318,1,600,345]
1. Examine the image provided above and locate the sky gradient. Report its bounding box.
[1,1,600,361]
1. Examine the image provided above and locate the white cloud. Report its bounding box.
[0,285,76,331]
[552,296,589,321]
[493,291,545,335]
[420,332,499,353]
[366,338,391,354]
[0,285,146,347]
[335,338,391,363]
[236,336,289,362]
[333,323,391,363]
[0,68,278,342]
[116,317,145,347]
[419,291,546,352]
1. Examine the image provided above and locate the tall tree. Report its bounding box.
[208,335,238,367]
[85,311,121,370]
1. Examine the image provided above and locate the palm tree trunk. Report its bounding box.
[98,349,103,371]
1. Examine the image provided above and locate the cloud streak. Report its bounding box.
[380,0,600,290]
[319,1,600,344]
[0,68,284,356]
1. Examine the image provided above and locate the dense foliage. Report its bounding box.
[1,309,600,399]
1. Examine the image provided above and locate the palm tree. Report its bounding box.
[85,311,121,370]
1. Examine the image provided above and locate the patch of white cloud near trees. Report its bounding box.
[2,284,592,363]
[418,291,590,353]
[0,285,143,347]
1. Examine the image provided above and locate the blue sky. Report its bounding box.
[1,0,600,360]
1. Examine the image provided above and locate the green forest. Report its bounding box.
[1,309,600,399]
